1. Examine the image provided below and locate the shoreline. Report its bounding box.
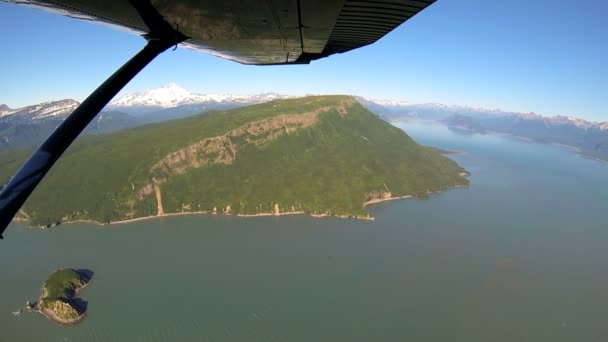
[58,207,378,227]
[115,194,422,223]
[109,209,319,225]
[22,184,469,228]
[38,305,87,326]
[485,130,608,163]
[363,195,413,208]
[113,209,376,224]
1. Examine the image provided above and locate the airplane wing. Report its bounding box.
[11,0,435,64]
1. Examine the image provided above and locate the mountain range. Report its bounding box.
[0,100,144,150]
[0,85,292,150]
[107,83,291,120]
[2,83,606,160]
[373,102,608,160]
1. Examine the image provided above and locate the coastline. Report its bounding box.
[363,195,413,208]
[38,302,87,326]
[109,208,374,225]
[114,194,421,224]
[22,185,469,228]
[487,130,608,163]
[35,202,395,228]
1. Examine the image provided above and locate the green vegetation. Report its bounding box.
[0,96,468,226]
[41,268,88,304]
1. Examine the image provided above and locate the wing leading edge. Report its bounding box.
[7,0,436,64]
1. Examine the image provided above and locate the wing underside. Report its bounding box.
[9,0,435,64]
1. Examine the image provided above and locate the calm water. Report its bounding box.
[1,120,608,341]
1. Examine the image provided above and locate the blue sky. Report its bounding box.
[0,0,606,121]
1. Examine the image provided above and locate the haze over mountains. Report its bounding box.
[371,101,608,160]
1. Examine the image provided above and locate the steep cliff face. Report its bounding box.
[138,101,352,203]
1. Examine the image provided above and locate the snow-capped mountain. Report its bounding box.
[0,84,296,149]
[0,104,12,115]
[110,83,212,108]
[108,83,290,114]
[366,98,409,107]
[0,99,79,123]
[547,115,597,129]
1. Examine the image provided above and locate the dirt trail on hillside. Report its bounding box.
[154,183,164,216]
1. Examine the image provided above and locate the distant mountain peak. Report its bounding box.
[109,83,196,109]
[108,84,292,112]
[368,98,409,107]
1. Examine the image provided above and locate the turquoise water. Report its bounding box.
[1,120,608,341]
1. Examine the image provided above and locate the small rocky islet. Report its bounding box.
[30,268,93,325]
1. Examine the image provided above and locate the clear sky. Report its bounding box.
[1,0,606,121]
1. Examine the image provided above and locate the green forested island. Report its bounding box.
[0,96,468,226]
[36,268,92,325]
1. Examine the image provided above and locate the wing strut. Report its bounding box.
[0,0,188,239]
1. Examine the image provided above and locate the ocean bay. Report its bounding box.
[1,120,608,341]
